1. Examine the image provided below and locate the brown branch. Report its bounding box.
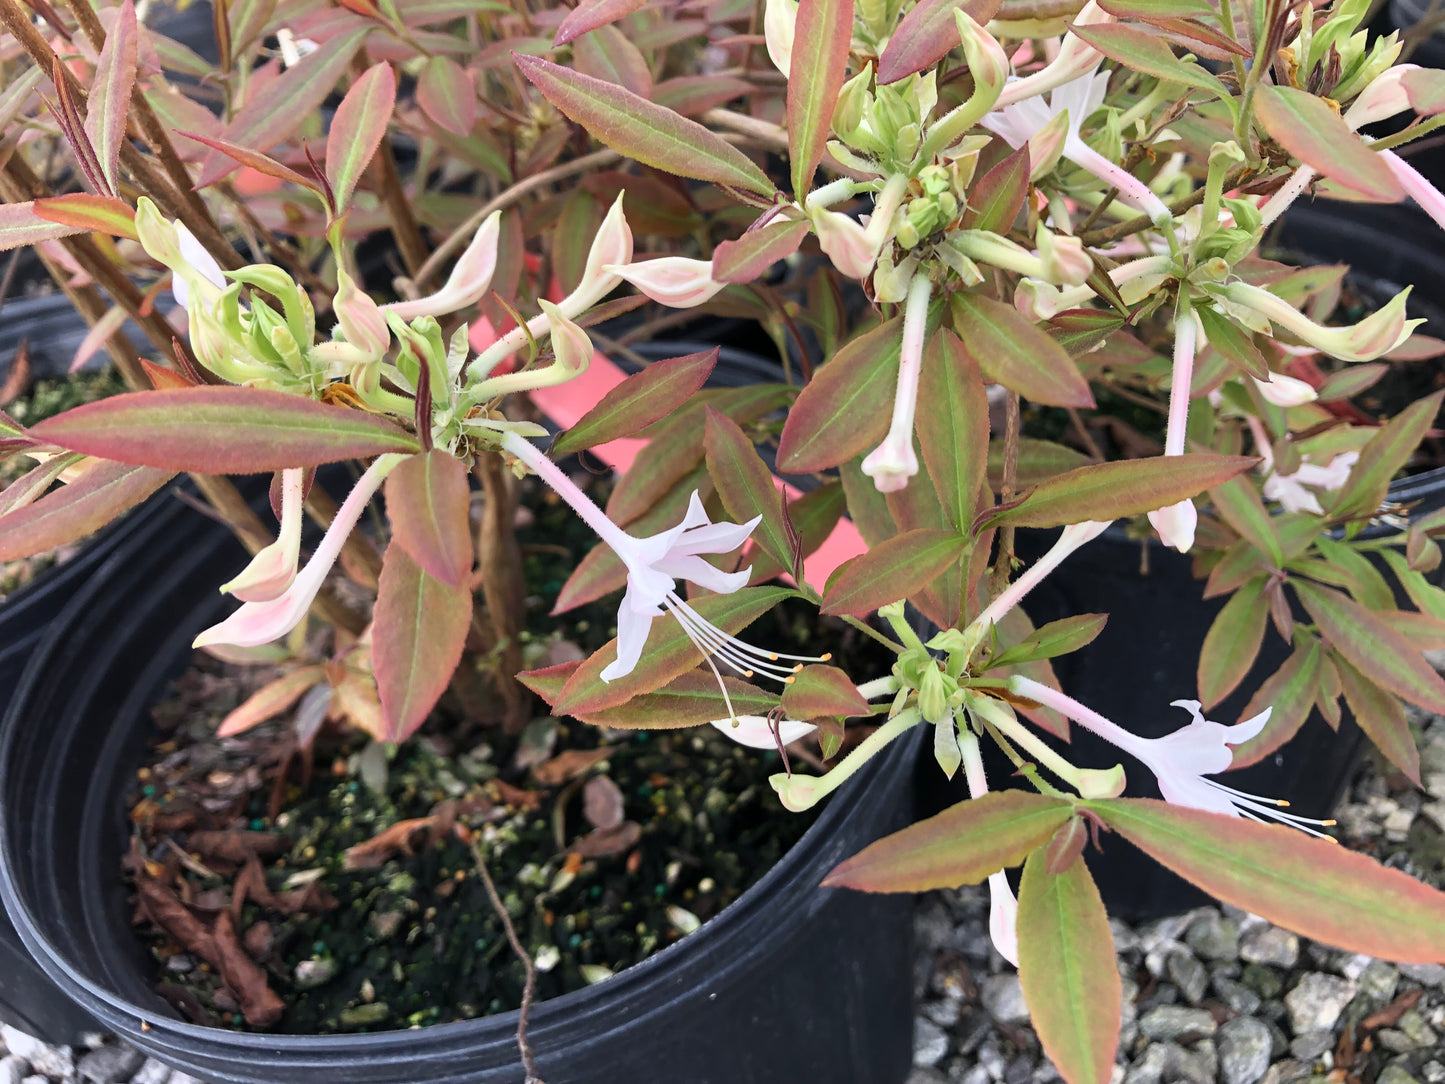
[475,451,528,731]
[989,390,1021,609]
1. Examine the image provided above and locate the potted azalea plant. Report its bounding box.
[5,0,1445,1082]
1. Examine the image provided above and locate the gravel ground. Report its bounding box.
[1,720,1441,1084]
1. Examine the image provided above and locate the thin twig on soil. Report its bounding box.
[465,829,545,1084]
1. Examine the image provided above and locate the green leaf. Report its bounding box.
[1330,391,1443,522]
[573,24,653,98]
[985,455,1257,530]
[83,0,138,197]
[326,62,397,216]
[840,455,897,547]
[777,316,904,473]
[1070,22,1227,97]
[385,451,473,587]
[987,439,1092,489]
[1382,549,1445,620]
[988,614,1109,669]
[782,664,871,719]
[1334,654,1421,785]
[712,218,810,284]
[964,145,1030,234]
[1293,579,1445,714]
[821,529,965,617]
[0,200,86,252]
[704,407,794,573]
[521,663,777,727]
[197,29,370,187]
[1210,475,1282,567]
[1195,305,1268,379]
[31,388,419,472]
[917,329,989,532]
[1017,850,1121,1084]
[0,459,173,561]
[1097,0,1216,18]
[1197,580,1269,709]
[1255,85,1403,202]
[372,544,473,743]
[651,74,754,116]
[514,55,775,196]
[31,194,138,242]
[557,586,797,714]
[1311,536,1394,611]
[555,349,718,456]
[1228,640,1323,767]
[788,0,854,198]
[951,294,1094,409]
[1088,798,1445,963]
[823,791,1073,891]
[875,0,1004,83]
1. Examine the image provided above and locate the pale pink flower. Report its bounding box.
[862,273,932,492]
[1147,310,1200,552]
[220,468,305,603]
[382,210,501,321]
[711,715,817,749]
[764,0,796,78]
[1253,372,1318,407]
[607,256,726,309]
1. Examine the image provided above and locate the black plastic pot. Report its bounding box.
[0,470,917,1082]
[917,200,1445,920]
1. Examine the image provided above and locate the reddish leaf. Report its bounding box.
[782,664,869,719]
[372,544,473,743]
[0,201,86,251]
[651,75,752,116]
[1018,850,1121,1084]
[1255,85,1403,202]
[385,450,473,586]
[82,0,139,197]
[1227,640,1323,768]
[1210,475,1282,567]
[31,388,419,473]
[823,791,1073,891]
[952,294,1094,409]
[1330,391,1443,522]
[747,481,846,584]
[985,455,1258,530]
[553,349,718,456]
[417,55,476,138]
[556,586,795,715]
[523,662,778,728]
[1089,798,1445,963]
[821,529,966,617]
[0,459,173,561]
[176,131,323,193]
[1197,582,1269,710]
[326,61,396,215]
[712,218,810,284]
[876,0,1004,83]
[1335,655,1421,785]
[704,408,792,572]
[554,0,650,44]
[217,666,327,737]
[777,317,904,473]
[1069,21,1227,96]
[515,54,774,197]
[963,144,1029,233]
[917,329,989,532]
[573,24,652,98]
[31,193,138,241]
[788,0,853,198]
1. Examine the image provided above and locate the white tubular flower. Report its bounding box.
[711,715,817,749]
[1011,678,1338,836]
[1147,307,1199,553]
[1247,416,1358,515]
[1383,149,1445,234]
[815,211,879,280]
[770,709,921,812]
[959,728,1019,966]
[993,0,1113,109]
[1147,499,1197,554]
[764,0,797,78]
[861,273,932,492]
[195,455,404,648]
[502,434,829,716]
[1222,281,1420,362]
[541,300,592,375]
[607,256,727,309]
[220,468,305,602]
[972,519,1111,634]
[383,210,501,321]
[1345,64,1419,128]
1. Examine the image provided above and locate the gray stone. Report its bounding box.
[1003,1057,1033,1084]
[1138,1005,1217,1041]
[1213,974,1262,1015]
[0,1036,41,1071]
[952,1066,990,1084]
[1167,951,1209,1004]
[1378,1010,1439,1052]
[977,1040,1007,1082]
[953,1010,994,1056]
[1378,1067,1422,1084]
[1422,1062,1445,1084]
[0,1058,25,1084]
[907,1069,950,1084]
[1284,972,1357,1033]
[76,1047,143,1084]
[1218,1017,1272,1084]
[1400,963,1445,988]
[1162,1040,1216,1084]
[167,1075,206,1084]
[1288,1030,1332,1060]
[923,998,963,1028]
[981,974,1030,1025]
[914,1018,950,1067]
[1123,1044,1167,1084]
[1259,1061,1313,1084]
[20,1076,48,1084]
[1240,926,1300,968]
[1354,960,1401,1007]
[1186,911,1239,961]
[1241,964,1283,999]
[129,1060,171,1084]
[0,1031,69,1083]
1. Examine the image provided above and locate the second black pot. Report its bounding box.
[0,471,918,1083]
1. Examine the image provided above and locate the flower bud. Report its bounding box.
[539,299,592,374]
[1253,372,1318,407]
[861,432,919,493]
[384,210,501,321]
[919,667,951,725]
[1036,225,1092,287]
[833,69,873,137]
[815,209,880,280]
[607,256,726,309]
[1076,763,1127,799]
[764,0,797,78]
[1225,281,1420,362]
[1344,64,1416,128]
[955,10,1009,96]
[334,269,391,360]
[1027,110,1071,180]
[995,0,1112,109]
[1147,498,1197,553]
[1014,278,1063,321]
[987,873,1019,967]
